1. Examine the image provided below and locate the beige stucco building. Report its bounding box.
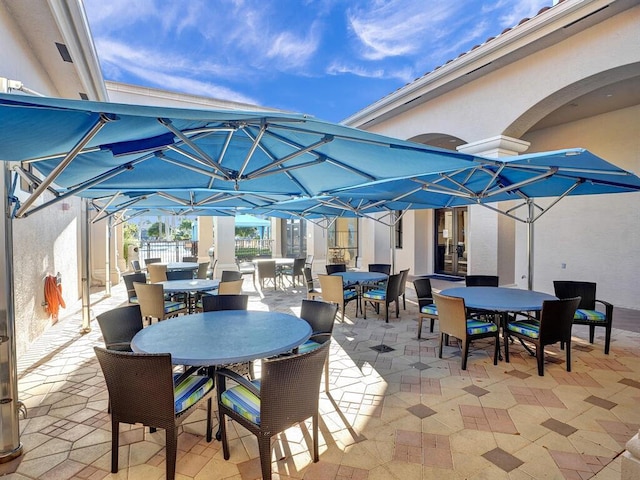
[337,0,640,309]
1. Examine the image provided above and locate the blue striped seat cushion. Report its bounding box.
[297,339,321,354]
[466,320,498,335]
[221,380,262,424]
[129,296,139,304]
[164,301,187,314]
[420,304,438,316]
[173,374,213,414]
[507,319,540,339]
[574,309,606,323]
[363,289,386,300]
[343,289,358,300]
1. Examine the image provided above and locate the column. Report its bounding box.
[457,135,530,286]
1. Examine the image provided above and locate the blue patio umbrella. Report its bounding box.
[326,148,640,288]
[0,93,483,219]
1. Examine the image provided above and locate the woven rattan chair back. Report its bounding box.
[182,256,197,263]
[325,263,346,275]
[96,305,143,352]
[196,261,209,279]
[218,279,243,295]
[220,270,242,282]
[368,263,391,275]
[147,263,167,283]
[257,260,279,290]
[130,260,142,272]
[144,257,161,266]
[166,269,193,281]
[465,275,499,287]
[122,272,146,304]
[202,294,248,311]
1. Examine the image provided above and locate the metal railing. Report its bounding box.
[235,238,273,260]
[139,240,198,263]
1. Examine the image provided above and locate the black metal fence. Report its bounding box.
[235,239,273,260]
[139,240,199,263]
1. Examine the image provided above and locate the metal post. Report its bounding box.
[0,163,23,461]
[104,216,111,297]
[527,199,534,291]
[80,199,91,332]
[389,222,396,274]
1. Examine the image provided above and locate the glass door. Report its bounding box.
[435,207,467,276]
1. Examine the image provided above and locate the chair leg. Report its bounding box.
[430,317,435,333]
[385,302,389,323]
[588,325,595,344]
[537,345,545,376]
[438,333,444,359]
[166,427,178,480]
[604,325,611,355]
[258,435,273,480]
[417,317,423,339]
[313,413,319,462]
[324,357,330,392]
[220,411,230,460]
[566,340,572,372]
[461,339,470,370]
[493,333,500,366]
[206,397,212,442]
[504,331,510,363]
[111,420,119,473]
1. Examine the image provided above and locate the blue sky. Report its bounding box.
[84,0,551,123]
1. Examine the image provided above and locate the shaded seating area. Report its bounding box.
[505,297,581,376]
[554,280,614,354]
[433,292,500,370]
[216,341,330,480]
[94,347,213,480]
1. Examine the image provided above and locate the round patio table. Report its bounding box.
[439,287,556,312]
[159,279,219,294]
[131,310,312,366]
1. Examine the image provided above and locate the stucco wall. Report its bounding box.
[519,105,640,307]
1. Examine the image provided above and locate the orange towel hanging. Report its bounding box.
[44,274,66,323]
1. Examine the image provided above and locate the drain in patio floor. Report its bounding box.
[370,344,395,353]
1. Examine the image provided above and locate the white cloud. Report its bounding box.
[326,61,414,83]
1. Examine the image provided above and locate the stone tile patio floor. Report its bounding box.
[3,275,639,479]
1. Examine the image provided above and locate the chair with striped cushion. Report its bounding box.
[94,347,213,480]
[433,292,500,370]
[317,274,358,322]
[553,281,613,354]
[413,278,438,339]
[133,282,187,324]
[216,340,330,480]
[505,297,581,376]
[361,272,403,323]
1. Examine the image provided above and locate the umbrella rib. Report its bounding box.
[245,135,334,178]
[91,190,122,222]
[159,118,232,179]
[238,123,267,178]
[15,113,115,218]
[156,191,191,206]
[13,164,60,197]
[92,195,149,223]
[156,152,227,181]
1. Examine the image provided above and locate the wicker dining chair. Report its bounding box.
[218,279,243,295]
[553,281,613,354]
[166,269,194,281]
[361,272,403,322]
[317,274,357,322]
[182,256,197,263]
[216,340,330,480]
[303,267,321,300]
[325,264,346,275]
[196,261,209,279]
[147,263,168,283]
[130,259,142,272]
[281,258,305,287]
[94,347,213,480]
[368,263,391,275]
[144,257,161,266]
[133,282,187,323]
[505,297,581,376]
[465,275,499,287]
[201,294,248,311]
[122,272,146,304]
[433,292,500,370]
[96,304,143,352]
[413,277,438,339]
[220,270,242,282]
[258,260,280,290]
[298,299,338,391]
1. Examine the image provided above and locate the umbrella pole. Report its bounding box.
[0,164,23,461]
[80,199,91,332]
[104,216,111,297]
[527,199,534,291]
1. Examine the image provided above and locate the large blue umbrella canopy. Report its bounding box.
[0,93,482,218]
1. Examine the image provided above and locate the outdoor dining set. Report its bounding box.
[94,256,614,480]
